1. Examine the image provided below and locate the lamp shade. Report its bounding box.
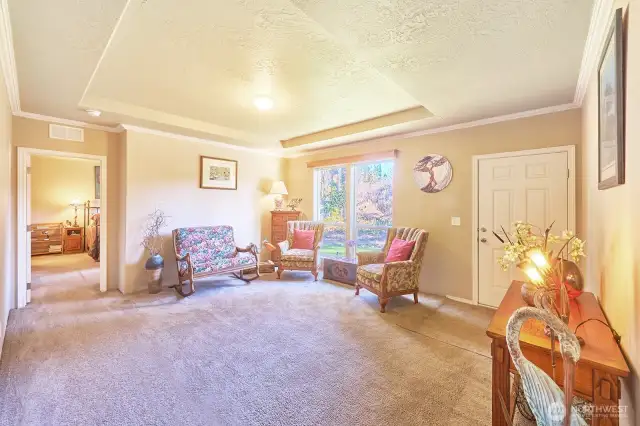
[69,199,82,206]
[269,181,288,195]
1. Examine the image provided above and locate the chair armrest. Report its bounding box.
[357,251,384,266]
[278,240,290,254]
[237,243,259,262]
[236,243,258,255]
[383,260,413,272]
[176,252,191,263]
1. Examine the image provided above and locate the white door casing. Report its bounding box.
[474,147,575,308]
[26,153,32,303]
[16,147,108,309]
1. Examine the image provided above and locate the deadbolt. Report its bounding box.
[480,227,487,232]
[480,238,487,243]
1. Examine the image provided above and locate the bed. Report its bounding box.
[84,200,100,261]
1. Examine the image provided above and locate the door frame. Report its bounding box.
[17,147,108,308]
[470,145,576,306]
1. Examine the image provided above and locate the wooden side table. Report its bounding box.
[486,281,630,426]
[270,210,301,262]
[63,226,84,254]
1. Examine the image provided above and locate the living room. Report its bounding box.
[0,0,638,425]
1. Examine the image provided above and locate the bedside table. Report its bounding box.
[63,227,84,254]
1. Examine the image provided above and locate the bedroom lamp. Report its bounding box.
[269,181,288,210]
[69,200,83,227]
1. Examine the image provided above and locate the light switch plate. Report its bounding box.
[451,217,461,226]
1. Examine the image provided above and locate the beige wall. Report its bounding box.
[12,116,121,290]
[121,130,284,293]
[30,156,99,225]
[0,54,13,349]
[581,1,639,424]
[285,109,582,299]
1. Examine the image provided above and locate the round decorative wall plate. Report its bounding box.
[413,154,453,193]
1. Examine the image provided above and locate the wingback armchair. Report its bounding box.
[355,227,429,312]
[276,221,324,281]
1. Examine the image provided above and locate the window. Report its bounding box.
[314,159,394,258]
[354,161,393,252]
[315,166,347,258]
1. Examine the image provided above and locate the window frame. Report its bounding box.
[313,158,394,258]
[313,165,348,258]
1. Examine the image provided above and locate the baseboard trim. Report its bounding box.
[446,295,477,306]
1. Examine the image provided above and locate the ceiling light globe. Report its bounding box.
[86,109,102,117]
[253,97,274,111]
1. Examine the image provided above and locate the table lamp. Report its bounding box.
[269,181,288,210]
[69,199,82,227]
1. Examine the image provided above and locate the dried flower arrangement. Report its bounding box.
[287,198,302,211]
[141,209,169,256]
[494,220,587,320]
[494,221,585,281]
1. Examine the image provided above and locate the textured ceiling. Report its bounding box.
[9,0,594,150]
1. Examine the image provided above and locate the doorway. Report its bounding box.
[17,148,107,308]
[472,146,576,308]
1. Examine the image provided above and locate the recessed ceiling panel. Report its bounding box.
[84,0,421,142]
[290,0,593,117]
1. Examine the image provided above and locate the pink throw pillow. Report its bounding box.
[385,238,415,262]
[292,229,315,250]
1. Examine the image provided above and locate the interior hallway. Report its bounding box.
[30,253,100,305]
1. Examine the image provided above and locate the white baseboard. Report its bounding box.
[446,295,477,305]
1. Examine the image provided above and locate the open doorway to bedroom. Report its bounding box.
[17,148,107,308]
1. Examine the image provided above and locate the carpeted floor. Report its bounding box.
[0,254,533,425]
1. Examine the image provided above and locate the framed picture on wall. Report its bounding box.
[94,166,101,199]
[597,8,625,190]
[200,156,237,190]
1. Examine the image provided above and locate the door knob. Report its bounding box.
[480,238,487,243]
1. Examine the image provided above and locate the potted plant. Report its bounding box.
[141,209,169,294]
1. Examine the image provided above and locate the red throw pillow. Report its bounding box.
[292,229,315,250]
[385,238,415,262]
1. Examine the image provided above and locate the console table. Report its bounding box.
[486,281,629,426]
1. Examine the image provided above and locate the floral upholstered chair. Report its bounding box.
[277,221,324,281]
[355,227,429,313]
[171,226,259,297]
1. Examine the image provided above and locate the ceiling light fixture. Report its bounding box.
[253,96,274,111]
[86,109,102,117]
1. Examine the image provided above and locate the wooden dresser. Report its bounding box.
[271,210,301,262]
[31,223,63,256]
[63,226,85,254]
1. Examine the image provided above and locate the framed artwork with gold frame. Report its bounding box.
[200,156,237,190]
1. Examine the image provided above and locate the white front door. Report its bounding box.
[477,151,569,307]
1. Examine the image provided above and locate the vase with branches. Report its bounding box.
[142,209,169,293]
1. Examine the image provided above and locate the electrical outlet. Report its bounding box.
[451,217,461,226]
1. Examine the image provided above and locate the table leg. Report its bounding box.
[592,370,621,426]
[492,339,511,426]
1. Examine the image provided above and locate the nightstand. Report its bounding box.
[63,227,84,254]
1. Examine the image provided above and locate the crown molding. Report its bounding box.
[0,0,20,113]
[14,111,122,132]
[574,0,615,105]
[284,102,580,157]
[120,124,284,157]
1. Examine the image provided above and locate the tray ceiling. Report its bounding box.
[9,0,593,151]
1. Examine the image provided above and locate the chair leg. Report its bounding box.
[378,297,389,313]
[277,268,282,279]
[355,284,360,296]
[413,292,419,304]
[312,269,318,281]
